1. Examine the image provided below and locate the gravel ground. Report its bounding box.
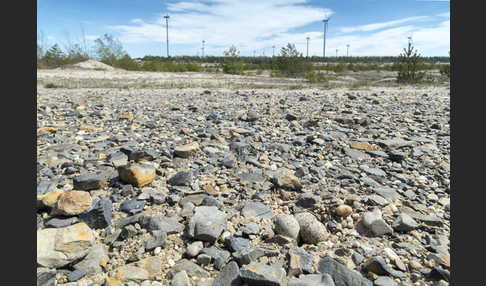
[37,68,450,286]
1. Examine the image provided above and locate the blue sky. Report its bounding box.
[37,0,450,58]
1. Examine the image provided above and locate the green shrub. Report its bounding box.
[274,43,313,77]
[396,42,426,83]
[221,45,246,75]
[114,55,140,71]
[439,64,450,78]
[305,71,328,83]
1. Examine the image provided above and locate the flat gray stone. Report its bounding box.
[240,263,287,286]
[167,259,210,279]
[241,202,275,220]
[139,216,184,234]
[317,256,373,286]
[373,187,401,202]
[187,206,227,242]
[212,261,242,286]
[392,213,419,232]
[288,274,335,286]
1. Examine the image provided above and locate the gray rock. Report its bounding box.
[373,187,401,202]
[186,241,204,257]
[295,212,328,244]
[114,213,142,229]
[295,248,313,274]
[274,214,300,240]
[67,269,86,282]
[362,256,406,279]
[233,248,264,266]
[167,259,210,279]
[317,256,373,286]
[145,230,167,251]
[352,251,365,265]
[392,213,419,232]
[44,216,79,228]
[241,202,275,220]
[37,270,56,286]
[201,196,223,208]
[373,276,398,286]
[201,246,231,270]
[197,254,212,266]
[274,169,302,191]
[73,244,109,275]
[296,193,321,209]
[73,171,117,191]
[240,263,287,286]
[360,166,387,178]
[187,206,227,242]
[225,236,251,252]
[168,171,193,186]
[288,274,335,286]
[37,179,56,196]
[344,148,371,161]
[120,198,146,215]
[212,261,242,286]
[79,197,113,229]
[37,223,95,268]
[376,138,412,149]
[243,222,260,236]
[362,209,393,237]
[107,152,128,168]
[171,270,191,286]
[139,216,184,234]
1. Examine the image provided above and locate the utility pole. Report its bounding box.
[306,37,310,58]
[346,44,350,57]
[202,40,205,58]
[322,17,329,59]
[272,45,275,57]
[336,49,338,57]
[164,14,170,57]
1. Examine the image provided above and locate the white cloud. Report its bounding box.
[108,0,449,56]
[109,0,332,55]
[338,16,429,33]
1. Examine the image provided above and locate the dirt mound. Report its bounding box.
[70,59,115,71]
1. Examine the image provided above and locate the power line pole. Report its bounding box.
[201,40,205,58]
[164,14,170,57]
[346,44,350,57]
[336,49,338,57]
[306,37,310,58]
[322,17,329,59]
[272,45,275,57]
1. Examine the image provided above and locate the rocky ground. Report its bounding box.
[37,68,450,286]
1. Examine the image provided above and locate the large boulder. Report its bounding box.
[37,222,96,268]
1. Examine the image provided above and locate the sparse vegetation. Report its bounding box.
[273,43,313,77]
[396,42,426,84]
[221,45,246,75]
[440,64,450,78]
[305,71,328,83]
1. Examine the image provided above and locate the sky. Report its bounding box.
[37,0,450,58]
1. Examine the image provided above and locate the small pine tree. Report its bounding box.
[396,42,425,83]
[221,45,246,75]
[42,44,65,68]
[274,43,312,77]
